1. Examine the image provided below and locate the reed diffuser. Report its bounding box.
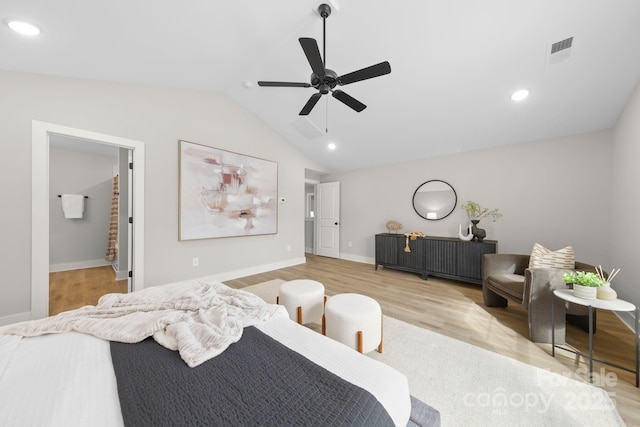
[595,265,619,301]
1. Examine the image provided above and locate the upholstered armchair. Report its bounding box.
[482,254,597,344]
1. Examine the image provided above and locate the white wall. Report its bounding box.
[49,147,114,270]
[611,81,640,314]
[0,70,323,321]
[325,130,613,269]
[2,67,636,327]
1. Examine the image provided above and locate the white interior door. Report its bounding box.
[315,182,340,258]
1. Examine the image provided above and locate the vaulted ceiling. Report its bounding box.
[2,0,640,172]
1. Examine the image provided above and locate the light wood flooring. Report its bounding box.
[49,266,128,316]
[224,254,640,426]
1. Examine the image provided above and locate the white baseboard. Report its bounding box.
[199,257,307,283]
[115,270,129,280]
[339,253,375,265]
[305,246,313,254]
[0,311,31,327]
[50,259,113,273]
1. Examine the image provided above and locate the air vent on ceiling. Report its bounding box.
[548,36,573,65]
[290,117,324,139]
[551,37,573,54]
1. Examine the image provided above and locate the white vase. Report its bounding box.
[573,283,597,300]
[597,282,617,301]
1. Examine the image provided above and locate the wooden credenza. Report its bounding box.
[374,233,497,285]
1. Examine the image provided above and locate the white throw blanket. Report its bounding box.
[0,280,287,367]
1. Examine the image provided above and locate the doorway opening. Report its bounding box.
[31,121,146,320]
[48,136,131,314]
[304,180,317,254]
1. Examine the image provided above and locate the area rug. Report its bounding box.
[238,279,625,427]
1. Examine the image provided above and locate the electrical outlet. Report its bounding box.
[348,241,353,248]
[192,257,199,267]
[286,245,291,252]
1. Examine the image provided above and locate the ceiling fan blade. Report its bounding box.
[257,81,311,88]
[337,61,391,86]
[299,93,323,116]
[299,38,325,77]
[332,90,366,112]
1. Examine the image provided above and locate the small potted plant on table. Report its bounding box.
[562,271,604,300]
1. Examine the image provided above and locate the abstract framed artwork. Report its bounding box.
[179,140,278,240]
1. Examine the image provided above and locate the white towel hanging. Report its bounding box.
[61,194,85,219]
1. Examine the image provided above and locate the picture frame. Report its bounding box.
[178,140,278,240]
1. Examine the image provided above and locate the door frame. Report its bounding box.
[31,120,146,320]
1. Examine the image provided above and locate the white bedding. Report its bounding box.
[0,283,411,426]
[0,333,123,426]
[256,317,411,427]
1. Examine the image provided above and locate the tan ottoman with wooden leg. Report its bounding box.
[278,279,325,325]
[324,293,383,354]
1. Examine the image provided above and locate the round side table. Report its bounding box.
[552,288,638,387]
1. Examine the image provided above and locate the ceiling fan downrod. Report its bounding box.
[318,3,331,69]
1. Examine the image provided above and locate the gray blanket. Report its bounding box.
[110,326,395,426]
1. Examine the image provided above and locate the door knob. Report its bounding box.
[335,222,339,225]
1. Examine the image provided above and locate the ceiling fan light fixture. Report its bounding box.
[6,20,41,36]
[511,89,529,101]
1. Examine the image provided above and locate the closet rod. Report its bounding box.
[57,195,89,198]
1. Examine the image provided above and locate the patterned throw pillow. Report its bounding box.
[528,243,575,269]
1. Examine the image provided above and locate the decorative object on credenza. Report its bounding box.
[385,220,403,233]
[595,265,619,301]
[178,140,278,240]
[460,200,502,242]
[470,220,486,242]
[563,271,605,300]
[412,180,457,221]
[403,231,426,252]
[458,224,473,241]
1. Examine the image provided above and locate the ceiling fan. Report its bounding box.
[257,3,391,116]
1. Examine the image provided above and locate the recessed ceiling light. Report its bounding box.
[328,143,336,150]
[6,20,41,36]
[511,89,529,101]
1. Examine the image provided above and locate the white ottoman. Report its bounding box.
[278,279,325,325]
[324,293,383,354]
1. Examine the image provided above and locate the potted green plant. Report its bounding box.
[460,201,502,242]
[562,271,604,300]
[460,201,503,222]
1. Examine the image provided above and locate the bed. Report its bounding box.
[0,279,440,426]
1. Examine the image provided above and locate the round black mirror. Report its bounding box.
[412,180,457,221]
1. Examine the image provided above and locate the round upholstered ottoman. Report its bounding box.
[278,279,325,325]
[324,293,383,354]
